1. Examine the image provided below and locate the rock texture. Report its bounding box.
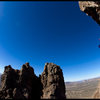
[41,63,66,99]
[79,1,100,25]
[0,63,41,99]
[0,62,66,99]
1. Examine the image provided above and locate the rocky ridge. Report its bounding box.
[0,63,66,99]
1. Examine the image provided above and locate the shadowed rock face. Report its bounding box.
[41,63,66,99]
[0,63,66,99]
[0,63,41,99]
[79,1,100,25]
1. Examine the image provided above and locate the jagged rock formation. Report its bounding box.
[0,63,66,99]
[0,63,42,99]
[79,1,100,25]
[41,63,66,99]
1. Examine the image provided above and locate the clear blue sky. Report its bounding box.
[0,1,100,82]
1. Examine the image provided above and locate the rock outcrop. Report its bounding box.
[79,1,100,25]
[0,63,42,99]
[0,62,66,99]
[41,63,66,99]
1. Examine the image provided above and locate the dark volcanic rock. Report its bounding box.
[41,63,66,99]
[0,63,41,99]
[79,1,100,25]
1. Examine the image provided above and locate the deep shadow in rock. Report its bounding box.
[0,62,66,99]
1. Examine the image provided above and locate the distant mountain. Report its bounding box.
[65,77,100,99]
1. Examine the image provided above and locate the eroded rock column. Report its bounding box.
[40,63,66,99]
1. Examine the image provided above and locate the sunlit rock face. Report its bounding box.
[41,63,66,99]
[79,1,100,25]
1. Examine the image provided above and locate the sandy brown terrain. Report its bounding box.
[93,79,100,98]
[66,77,100,99]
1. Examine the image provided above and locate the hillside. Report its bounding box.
[65,77,100,99]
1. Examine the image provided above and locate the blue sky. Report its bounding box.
[0,1,100,82]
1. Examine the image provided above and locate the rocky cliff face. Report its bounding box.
[0,63,66,99]
[41,63,66,99]
[79,1,100,25]
[0,63,42,99]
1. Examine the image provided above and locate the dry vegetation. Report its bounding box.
[65,78,100,99]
